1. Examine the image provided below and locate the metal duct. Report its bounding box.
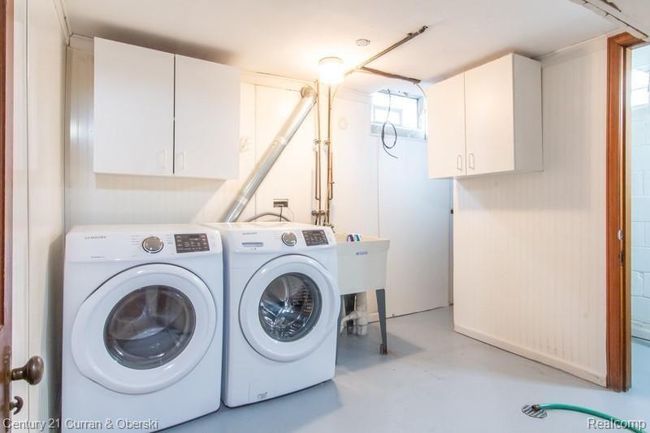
[222,85,317,222]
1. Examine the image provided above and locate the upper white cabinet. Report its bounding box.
[93,38,240,179]
[426,74,466,178]
[175,55,240,179]
[94,38,175,176]
[426,53,542,178]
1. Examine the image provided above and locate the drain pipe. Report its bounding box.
[222,86,318,222]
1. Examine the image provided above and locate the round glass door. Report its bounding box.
[239,255,340,362]
[104,285,196,370]
[71,264,216,394]
[258,273,322,342]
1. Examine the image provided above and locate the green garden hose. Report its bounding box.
[522,403,647,433]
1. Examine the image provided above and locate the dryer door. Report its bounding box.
[71,264,216,394]
[239,255,340,362]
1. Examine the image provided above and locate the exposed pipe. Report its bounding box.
[325,86,334,226]
[314,81,323,225]
[346,25,429,76]
[339,293,369,336]
[359,66,421,84]
[222,86,317,222]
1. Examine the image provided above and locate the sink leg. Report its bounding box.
[335,295,344,364]
[376,288,387,354]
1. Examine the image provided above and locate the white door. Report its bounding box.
[426,73,467,178]
[94,38,175,176]
[174,55,240,179]
[239,255,339,362]
[71,264,216,394]
[464,54,515,175]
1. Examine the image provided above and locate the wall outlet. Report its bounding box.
[273,199,289,208]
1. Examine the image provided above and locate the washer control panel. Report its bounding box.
[281,232,298,246]
[142,236,164,254]
[302,230,329,246]
[174,233,210,253]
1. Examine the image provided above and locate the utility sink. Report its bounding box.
[335,234,390,295]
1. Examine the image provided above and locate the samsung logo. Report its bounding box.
[84,235,107,240]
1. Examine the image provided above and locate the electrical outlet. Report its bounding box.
[273,199,289,208]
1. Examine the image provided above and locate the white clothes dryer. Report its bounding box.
[205,222,340,407]
[62,225,223,432]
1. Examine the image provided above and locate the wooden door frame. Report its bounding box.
[606,32,645,392]
[0,0,11,422]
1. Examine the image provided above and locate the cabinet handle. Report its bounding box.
[176,152,185,172]
[468,153,475,170]
[158,150,168,170]
[457,154,463,171]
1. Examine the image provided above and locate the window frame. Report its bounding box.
[370,90,426,141]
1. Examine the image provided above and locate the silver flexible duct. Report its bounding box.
[222,85,317,222]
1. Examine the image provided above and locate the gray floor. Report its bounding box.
[167,308,650,433]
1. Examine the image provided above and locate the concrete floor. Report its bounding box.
[167,308,649,433]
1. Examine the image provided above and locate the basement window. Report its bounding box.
[371,91,425,140]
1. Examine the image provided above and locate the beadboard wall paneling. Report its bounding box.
[453,36,608,385]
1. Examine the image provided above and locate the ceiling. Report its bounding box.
[62,0,619,93]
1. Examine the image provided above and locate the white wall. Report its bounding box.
[631,44,650,341]
[331,94,451,316]
[12,0,67,427]
[453,36,608,385]
[66,40,451,319]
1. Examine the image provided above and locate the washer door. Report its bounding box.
[71,264,216,394]
[239,255,339,362]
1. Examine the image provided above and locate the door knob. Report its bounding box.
[8,396,23,415]
[11,356,44,385]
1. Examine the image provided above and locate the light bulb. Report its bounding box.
[318,57,344,85]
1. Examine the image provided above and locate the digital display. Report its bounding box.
[302,230,329,246]
[175,233,210,253]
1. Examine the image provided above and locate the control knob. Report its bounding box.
[281,232,297,247]
[142,236,164,253]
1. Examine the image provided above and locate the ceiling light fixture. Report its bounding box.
[318,57,345,85]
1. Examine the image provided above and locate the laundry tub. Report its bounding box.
[335,234,390,353]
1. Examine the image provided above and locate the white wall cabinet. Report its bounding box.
[94,38,175,176]
[94,38,240,179]
[426,53,542,178]
[426,74,466,177]
[175,55,240,179]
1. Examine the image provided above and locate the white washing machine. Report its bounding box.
[62,225,223,433]
[205,222,340,407]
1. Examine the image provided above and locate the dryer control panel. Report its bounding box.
[64,225,221,263]
[302,230,329,246]
[175,233,210,253]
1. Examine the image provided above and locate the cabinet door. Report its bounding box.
[426,74,466,178]
[465,54,515,175]
[174,55,240,179]
[94,38,174,176]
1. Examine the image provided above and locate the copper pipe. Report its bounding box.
[325,86,334,225]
